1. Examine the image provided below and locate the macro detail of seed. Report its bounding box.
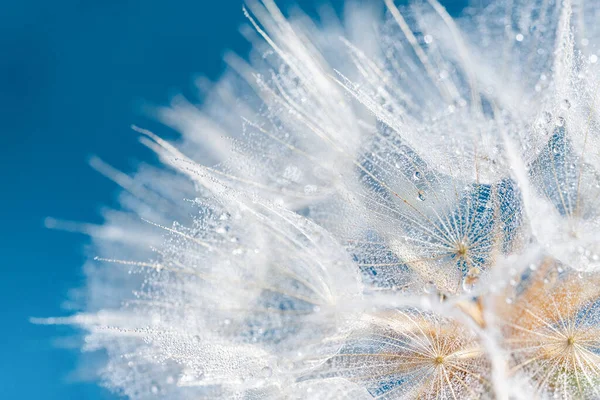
[41,0,600,398]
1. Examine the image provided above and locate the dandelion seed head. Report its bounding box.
[45,0,600,398]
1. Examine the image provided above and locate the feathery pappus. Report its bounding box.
[40,0,600,398]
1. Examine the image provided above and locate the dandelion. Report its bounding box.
[40,0,600,398]
[303,307,492,399]
[495,258,600,398]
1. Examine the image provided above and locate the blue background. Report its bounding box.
[0,0,466,398]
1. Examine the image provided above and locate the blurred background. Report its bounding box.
[0,0,466,398]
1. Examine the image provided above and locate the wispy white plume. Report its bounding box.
[41,0,600,398]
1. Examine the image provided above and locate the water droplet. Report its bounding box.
[424,34,433,44]
[505,296,514,304]
[462,267,480,292]
[462,275,478,292]
[515,33,524,42]
[423,281,436,294]
[413,171,422,181]
[417,191,426,201]
[261,366,273,378]
[555,117,565,127]
[553,146,560,154]
[529,263,538,271]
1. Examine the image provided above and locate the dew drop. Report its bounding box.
[417,191,426,201]
[462,268,480,292]
[261,366,273,378]
[529,263,538,271]
[462,276,477,292]
[553,146,560,154]
[423,281,436,294]
[413,171,422,181]
[515,33,524,42]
